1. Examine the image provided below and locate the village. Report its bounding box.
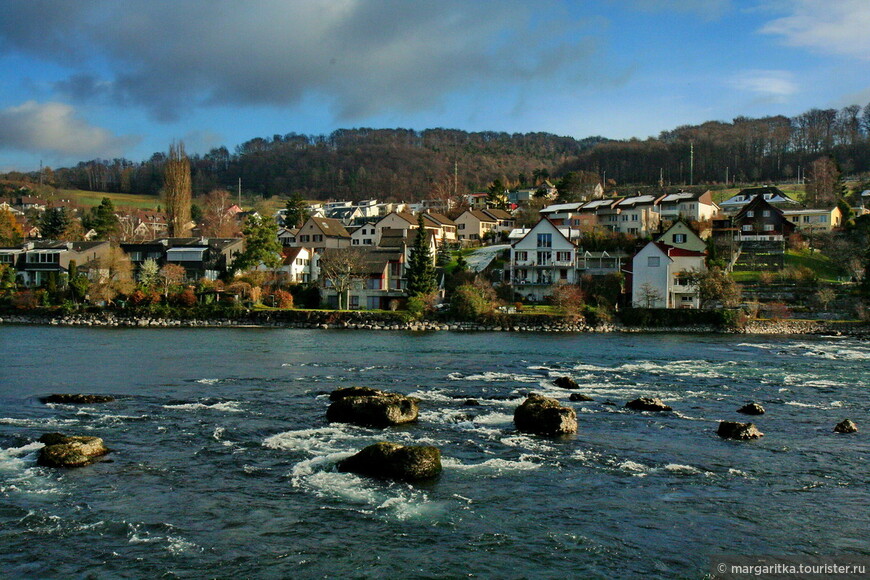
[1,178,868,326]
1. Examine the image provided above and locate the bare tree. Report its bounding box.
[163,141,192,237]
[318,248,368,309]
[200,189,239,238]
[637,282,664,308]
[159,263,187,297]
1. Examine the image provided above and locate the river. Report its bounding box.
[1,327,867,578]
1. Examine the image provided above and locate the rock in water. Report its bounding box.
[37,433,110,467]
[514,393,577,436]
[717,421,764,440]
[553,376,579,390]
[625,397,672,412]
[328,386,386,401]
[569,393,594,402]
[41,394,115,404]
[737,403,765,415]
[337,442,442,481]
[327,389,418,427]
[834,419,858,434]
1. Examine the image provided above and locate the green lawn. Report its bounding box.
[57,189,162,210]
[784,249,848,282]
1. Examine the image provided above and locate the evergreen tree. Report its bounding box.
[436,241,452,266]
[406,214,437,296]
[39,207,72,240]
[284,193,309,228]
[233,215,283,272]
[87,198,119,240]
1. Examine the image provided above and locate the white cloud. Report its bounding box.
[0,101,139,158]
[728,70,797,101]
[760,0,870,59]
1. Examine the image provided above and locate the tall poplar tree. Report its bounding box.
[164,141,192,237]
[406,214,437,296]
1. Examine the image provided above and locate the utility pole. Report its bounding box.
[725,166,729,186]
[238,178,242,207]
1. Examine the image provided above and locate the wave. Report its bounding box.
[162,401,243,413]
[442,456,542,474]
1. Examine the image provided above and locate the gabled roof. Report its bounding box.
[581,198,622,211]
[617,194,658,208]
[463,209,498,223]
[482,208,513,220]
[281,246,307,264]
[511,218,575,248]
[659,190,707,204]
[423,212,456,226]
[308,217,350,238]
[541,202,584,214]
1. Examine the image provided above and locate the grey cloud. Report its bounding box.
[0,101,140,158]
[0,0,603,122]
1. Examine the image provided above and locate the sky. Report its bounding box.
[1,0,869,172]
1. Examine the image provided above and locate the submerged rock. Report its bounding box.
[327,389,419,427]
[737,403,765,415]
[337,442,442,481]
[553,376,579,390]
[625,397,672,412]
[41,394,115,405]
[463,399,480,407]
[37,433,110,467]
[717,421,764,440]
[514,393,577,436]
[834,419,858,434]
[569,393,594,402]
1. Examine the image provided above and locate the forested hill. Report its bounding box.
[29,104,870,200]
[47,129,606,201]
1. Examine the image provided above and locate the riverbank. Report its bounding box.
[1,310,867,336]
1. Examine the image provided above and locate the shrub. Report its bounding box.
[12,290,38,310]
[765,301,792,320]
[450,282,497,321]
[272,289,294,309]
[128,290,148,306]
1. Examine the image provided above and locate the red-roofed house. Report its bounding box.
[630,240,706,308]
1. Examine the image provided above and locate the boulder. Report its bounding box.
[569,393,594,402]
[514,393,577,436]
[37,433,110,467]
[329,386,386,401]
[737,403,765,415]
[463,399,480,407]
[717,421,764,440]
[337,442,442,482]
[41,394,115,405]
[327,390,418,427]
[625,397,672,412]
[553,376,579,390]
[834,419,858,434]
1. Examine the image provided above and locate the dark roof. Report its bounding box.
[309,217,351,238]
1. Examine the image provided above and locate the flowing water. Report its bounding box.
[0,327,868,578]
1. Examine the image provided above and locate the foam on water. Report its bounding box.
[163,401,243,413]
[447,371,541,383]
[0,417,78,428]
[264,426,361,455]
[442,456,542,474]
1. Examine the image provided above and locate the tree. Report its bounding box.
[556,171,600,203]
[39,207,72,240]
[0,208,24,245]
[805,157,843,207]
[450,279,498,321]
[233,215,282,272]
[814,287,836,311]
[550,282,585,317]
[406,214,437,296]
[201,189,239,238]
[284,193,309,228]
[0,264,17,295]
[486,180,508,209]
[318,247,367,309]
[637,282,664,308]
[158,263,186,297]
[87,198,120,240]
[436,241,452,267]
[163,141,192,237]
[687,267,742,308]
[138,258,160,290]
[88,245,134,304]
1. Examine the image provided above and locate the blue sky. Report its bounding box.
[1,0,869,172]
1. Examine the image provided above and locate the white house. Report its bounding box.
[350,223,378,247]
[509,219,578,301]
[631,242,706,309]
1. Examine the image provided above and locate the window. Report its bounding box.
[366,277,382,290]
[515,251,528,262]
[537,233,552,247]
[537,251,552,266]
[803,216,811,223]
[129,251,143,261]
[647,256,660,267]
[0,253,15,263]
[556,251,571,262]
[352,239,360,245]
[742,225,753,232]
[746,211,754,218]
[299,234,310,243]
[672,234,686,244]
[762,210,770,217]
[363,239,372,245]
[458,223,465,230]
[350,296,359,309]
[559,268,568,280]
[631,214,639,221]
[820,215,828,223]
[763,224,775,231]
[313,234,323,242]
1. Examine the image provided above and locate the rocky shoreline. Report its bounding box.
[1,311,867,336]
